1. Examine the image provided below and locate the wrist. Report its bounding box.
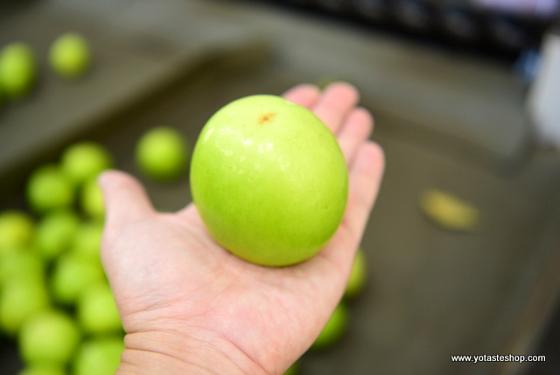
[118,329,268,375]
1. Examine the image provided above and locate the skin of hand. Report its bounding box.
[99,82,385,375]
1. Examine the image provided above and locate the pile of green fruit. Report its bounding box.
[0,125,188,374]
[0,33,91,108]
[0,142,120,375]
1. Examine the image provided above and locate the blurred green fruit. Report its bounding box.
[0,279,49,335]
[74,337,124,375]
[51,254,104,305]
[136,127,188,181]
[19,310,80,365]
[78,283,121,334]
[0,43,36,99]
[191,95,348,266]
[19,364,64,375]
[61,142,111,185]
[345,249,366,299]
[0,251,44,285]
[81,178,104,219]
[36,210,79,261]
[71,221,103,262]
[0,245,27,261]
[19,366,63,375]
[49,33,91,78]
[0,211,34,252]
[284,361,299,375]
[27,166,74,213]
[312,304,348,350]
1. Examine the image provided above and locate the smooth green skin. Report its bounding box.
[312,304,348,350]
[19,310,80,365]
[0,211,34,251]
[0,245,28,261]
[74,337,124,375]
[191,95,348,266]
[0,279,49,335]
[27,166,74,213]
[345,249,367,299]
[49,33,91,78]
[19,365,64,375]
[36,210,80,261]
[61,142,111,185]
[51,254,104,305]
[70,222,103,262]
[136,126,188,181]
[0,251,44,285]
[0,43,36,99]
[78,283,121,334]
[81,178,105,219]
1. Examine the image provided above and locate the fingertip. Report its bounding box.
[354,141,385,177]
[313,82,360,133]
[99,170,154,231]
[323,82,360,104]
[101,170,138,195]
[369,142,385,170]
[337,108,374,163]
[98,170,121,190]
[348,107,374,137]
[353,107,374,127]
[283,84,321,108]
[365,141,385,161]
[289,83,320,94]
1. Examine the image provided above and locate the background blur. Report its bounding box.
[1,0,560,374]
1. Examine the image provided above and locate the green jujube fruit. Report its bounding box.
[0,211,34,252]
[70,221,103,262]
[51,254,104,305]
[73,337,124,375]
[19,310,80,365]
[0,43,36,98]
[0,279,49,335]
[27,166,74,213]
[19,365,64,375]
[61,142,111,185]
[284,361,299,375]
[136,127,188,181]
[49,33,91,78]
[0,251,44,285]
[78,283,121,334]
[190,95,348,266]
[36,210,79,261]
[345,249,366,298]
[312,304,349,349]
[81,177,105,219]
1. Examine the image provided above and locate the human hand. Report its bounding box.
[99,82,385,375]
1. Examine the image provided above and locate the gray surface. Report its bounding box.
[1,1,560,375]
[209,0,531,167]
[0,0,260,178]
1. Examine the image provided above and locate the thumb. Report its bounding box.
[98,171,154,240]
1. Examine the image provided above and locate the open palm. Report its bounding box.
[100,83,384,375]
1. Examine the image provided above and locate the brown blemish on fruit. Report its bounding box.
[258,112,276,125]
